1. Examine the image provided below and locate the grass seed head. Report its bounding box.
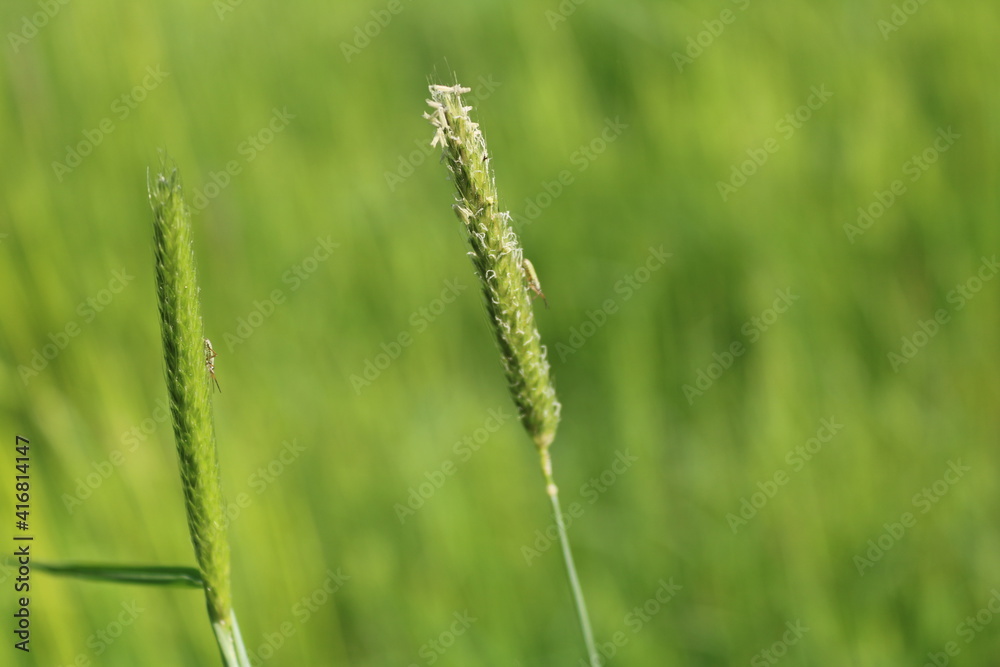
[426,83,561,448]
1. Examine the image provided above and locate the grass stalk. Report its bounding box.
[425,82,599,666]
[147,157,249,667]
[539,447,599,666]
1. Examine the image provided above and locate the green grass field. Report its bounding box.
[2,1,999,664]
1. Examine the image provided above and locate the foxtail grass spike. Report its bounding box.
[148,156,248,666]
[424,83,561,449]
[426,82,598,667]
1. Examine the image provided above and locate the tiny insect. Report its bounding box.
[522,258,548,309]
[204,338,221,393]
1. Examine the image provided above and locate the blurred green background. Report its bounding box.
[2,0,998,664]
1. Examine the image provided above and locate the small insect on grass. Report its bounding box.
[522,258,548,309]
[204,338,221,393]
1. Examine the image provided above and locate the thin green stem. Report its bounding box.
[539,446,599,667]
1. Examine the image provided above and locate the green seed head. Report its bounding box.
[425,84,561,448]
[148,157,231,623]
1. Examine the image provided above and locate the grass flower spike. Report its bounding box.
[424,83,561,448]
[148,158,249,666]
[426,82,598,666]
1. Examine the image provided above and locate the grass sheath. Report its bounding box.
[148,157,249,667]
[425,83,599,666]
